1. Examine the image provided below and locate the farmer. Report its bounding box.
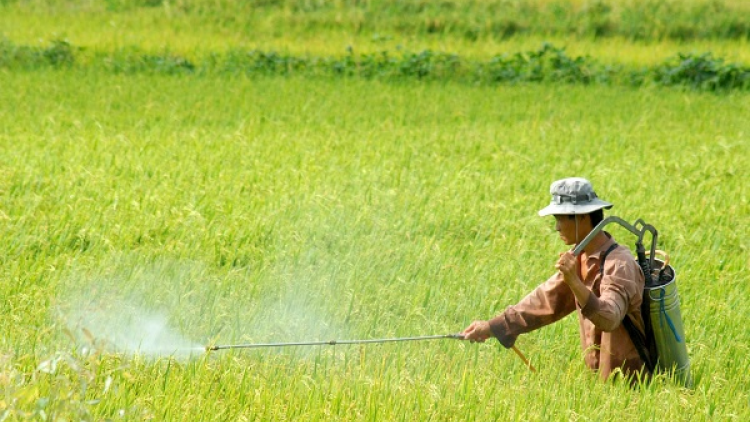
[461,177,648,380]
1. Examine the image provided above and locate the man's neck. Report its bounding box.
[578,231,609,255]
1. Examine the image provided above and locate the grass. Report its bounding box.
[2,1,750,67]
[0,69,748,420]
[1,0,749,420]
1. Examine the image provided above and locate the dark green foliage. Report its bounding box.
[42,40,75,67]
[227,51,311,75]
[0,38,75,69]
[104,0,163,12]
[95,48,195,75]
[2,39,749,92]
[483,43,596,84]
[397,50,462,79]
[654,53,750,91]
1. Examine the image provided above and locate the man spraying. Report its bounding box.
[462,177,648,380]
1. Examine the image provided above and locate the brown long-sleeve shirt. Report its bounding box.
[489,234,646,380]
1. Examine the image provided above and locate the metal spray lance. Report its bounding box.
[205,333,536,372]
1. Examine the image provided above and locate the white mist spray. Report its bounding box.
[64,297,203,358]
[57,252,351,358]
[57,256,208,359]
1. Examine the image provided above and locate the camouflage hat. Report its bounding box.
[538,177,613,216]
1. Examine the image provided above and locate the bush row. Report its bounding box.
[2,40,749,92]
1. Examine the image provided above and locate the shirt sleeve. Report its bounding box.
[488,272,576,348]
[580,251,643,332]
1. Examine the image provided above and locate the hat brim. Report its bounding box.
[538,199,613,216]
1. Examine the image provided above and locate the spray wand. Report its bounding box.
[205,333,536,372]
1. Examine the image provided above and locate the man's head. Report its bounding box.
[538,177,612,244]
[553,212,602,245]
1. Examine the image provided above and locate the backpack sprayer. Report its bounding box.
[573,216,693,387]
[206,334,537,372]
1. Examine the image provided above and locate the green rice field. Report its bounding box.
[1,1,749,420]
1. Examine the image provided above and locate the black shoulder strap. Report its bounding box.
[600,243,656,373]
[599,243,619,278]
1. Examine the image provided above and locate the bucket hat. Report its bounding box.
[538,177,613,216]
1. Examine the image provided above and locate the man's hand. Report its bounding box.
[556,250,591,306]
[461,320,492,342]
[556,251,579,285]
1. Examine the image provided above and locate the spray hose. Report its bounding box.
[655,289,683,343]
[206,334,536,372]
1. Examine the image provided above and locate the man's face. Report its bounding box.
[554,214,583,245]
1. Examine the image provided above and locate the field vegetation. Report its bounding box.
[1,0,749,421]
[2,0,750,65]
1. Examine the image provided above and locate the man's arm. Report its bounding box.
[557,250,642,332]
[581,257,643,331]
[462,272,577,347]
